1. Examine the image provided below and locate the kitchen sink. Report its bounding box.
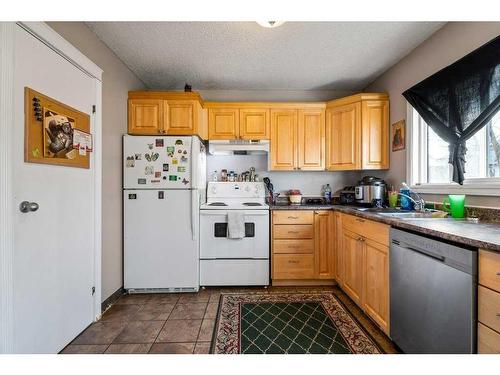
[352,207,448,219]
[377,211,439,218]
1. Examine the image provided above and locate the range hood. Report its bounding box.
[208,140,269,155]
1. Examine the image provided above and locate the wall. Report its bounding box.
[206,154,360,196]
[364,22,500,207]
[47,22,146,302]
[199,90,354,102]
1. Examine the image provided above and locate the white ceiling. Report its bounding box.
[86,22,445,91]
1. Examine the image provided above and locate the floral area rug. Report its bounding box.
[211,293,382,354]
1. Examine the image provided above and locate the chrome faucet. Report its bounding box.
[399,182,426,212]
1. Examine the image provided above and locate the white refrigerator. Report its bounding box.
[123,135,206,292]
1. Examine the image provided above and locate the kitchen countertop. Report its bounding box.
[270,204,500,252]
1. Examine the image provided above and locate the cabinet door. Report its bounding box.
[239,108,269,140]
[208,108,239,140]
[361,100,389,169]
[363,238,390,335]
[128,99,163,134]
[334,212,343,286]
[164,100,197,135]
[298,109,325,170]
[314,211,334,279]
[326,102,361,170]
[342,228,364,306]
[270,109,297,170]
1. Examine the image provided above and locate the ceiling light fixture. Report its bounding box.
[256,21,285,29]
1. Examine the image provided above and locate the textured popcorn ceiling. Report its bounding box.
[86,22,445,90]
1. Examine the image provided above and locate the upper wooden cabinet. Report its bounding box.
[239,108,270,140]
[269,106,326,171]
[326,102,361,170]
[206,104,270,140]
[208,108,239,140]
[270,109,298,170]
[326,93,389,171]
[128,99,164,135]
[298,109,325,170]
[362,100,389,169]
[128,91,207,139]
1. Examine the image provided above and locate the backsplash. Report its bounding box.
[206,154,361,196]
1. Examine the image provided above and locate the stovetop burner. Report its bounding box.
[208,202,228,206]
[242,202,262,206]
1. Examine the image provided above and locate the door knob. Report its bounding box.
[19,201,39,213]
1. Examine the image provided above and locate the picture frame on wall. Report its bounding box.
[392,119,405,151]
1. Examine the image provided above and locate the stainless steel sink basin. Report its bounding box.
[377,212,438,218]
[351,207,448,219]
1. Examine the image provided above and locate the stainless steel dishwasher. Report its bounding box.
[390,228,477,353]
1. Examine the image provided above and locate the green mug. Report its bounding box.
[443,195,466,218]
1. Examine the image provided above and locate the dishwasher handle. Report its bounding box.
[392,240,445,262]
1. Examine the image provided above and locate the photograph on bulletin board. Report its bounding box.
[25,87,92,168]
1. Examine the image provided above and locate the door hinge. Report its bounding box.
[91,286,95,295]
[92,105,96,114]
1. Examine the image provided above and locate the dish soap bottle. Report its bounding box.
[324,184,332,204]
[211,170,218,182]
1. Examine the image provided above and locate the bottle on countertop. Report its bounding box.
[324,184,332,204]
[211,170,218,182]
[221,169,227,182]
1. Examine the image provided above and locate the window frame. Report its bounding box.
[406,102,500,196]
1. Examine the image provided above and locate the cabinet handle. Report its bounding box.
[288,245,300,249]
[496,313,500,317]
[496,272,500,276]
[356,218,365,223]
[287,216,299,219]
[288,260,299,264]
[288,231,299,234]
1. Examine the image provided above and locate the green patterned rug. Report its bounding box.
[211,293,382,354]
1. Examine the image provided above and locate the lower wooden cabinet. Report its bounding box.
[342,228,364,306]
[363,238,389,334]
[478,323,500,354]
[315,210,334,279]
[337,213,390,335]
[271,210,335,285]
[478,249,500,353]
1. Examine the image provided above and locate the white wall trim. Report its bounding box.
[93,79,103,319]
[0,22,15,354]
[17,22,103,81]
[406,102,500,197]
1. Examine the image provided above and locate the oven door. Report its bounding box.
[200,210,269,259]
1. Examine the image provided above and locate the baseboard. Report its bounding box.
[101,287,124,313]
[271,279,337,286]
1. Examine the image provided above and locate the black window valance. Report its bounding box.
[402,35,500,184]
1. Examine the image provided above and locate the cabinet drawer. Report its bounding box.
[273,211,314,225]
[478,322,500,354]
[342,214,389,245]
[479,250,500,292]
[273,225,314,239]
[273,254,315,279]
[479,285,500,333]
[273,239,314,254]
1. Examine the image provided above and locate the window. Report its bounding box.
[408,104,500,195]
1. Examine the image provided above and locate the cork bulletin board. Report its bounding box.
[25,87,92,169]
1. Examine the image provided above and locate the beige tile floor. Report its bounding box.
[61,286,397,354]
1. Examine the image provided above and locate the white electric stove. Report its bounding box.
[199,182,270,286]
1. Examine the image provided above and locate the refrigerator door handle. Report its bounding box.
[191,189,198,241]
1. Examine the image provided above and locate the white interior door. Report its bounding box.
[11,25,98,353]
